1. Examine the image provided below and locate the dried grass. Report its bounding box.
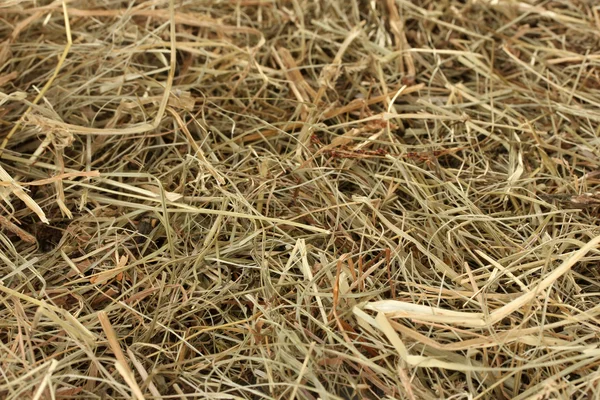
[1,0,600,399]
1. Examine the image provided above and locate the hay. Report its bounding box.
[1,0,600,398]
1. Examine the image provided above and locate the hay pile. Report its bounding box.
[1,0,600,398]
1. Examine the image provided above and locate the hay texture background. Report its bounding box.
[1,0,600,399]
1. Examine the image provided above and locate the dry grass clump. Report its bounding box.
[2,0,600,398]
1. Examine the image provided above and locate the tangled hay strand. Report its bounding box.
[1,0,600,398]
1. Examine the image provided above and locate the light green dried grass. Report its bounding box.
[1,0,600,399]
